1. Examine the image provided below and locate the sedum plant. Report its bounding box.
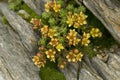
[31,0,102,69]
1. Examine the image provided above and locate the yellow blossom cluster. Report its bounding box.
[45,0,61,12]
[66,29,81,46]
[90,28,102,37]
[30,18,41,29]
[66,49,83,62]
[32,52,46,68]
[82,32,90,46]
[31,0,103,69]
[41,25,56,38]
[45,49,56,62]
[67,12,87,28]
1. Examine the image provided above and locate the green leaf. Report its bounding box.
[57,0,65,7]
[59,9,67,18]
[48,18,56,26]
[82,45,97,58]
[78,6,86,12]
[42,12,51,19]
[66,4,74,11]
[38,37,47,46]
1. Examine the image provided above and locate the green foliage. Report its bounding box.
[21,4,40,19]
[86,10,117,48]
[40,67,66,80]
[8,0,23,11]
[38,36,47,46]
[40,60,66,80]
[42,12,51,19]
[8,0,40,21]
[66,4,74,11]
[82,45,97,58]
[48,18,56,26]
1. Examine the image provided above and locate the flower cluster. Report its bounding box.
[82,32,90,46]
[66,29,81,46]
[66,49,83,62]
[45,49,56,62]
[31,0,102,69]
[45,0,61,12]
[90,28,102,38]
[67,12,87,28]
[32,52,46,68]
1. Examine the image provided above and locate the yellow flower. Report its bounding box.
[90,28,102,37]
[66,49,83,62]
[66,17,74,27]
[45,49,56,62]
[53,3,61,12]
[66,51,76,62]
[83,32,90,39]
[72,13,79,21]
[74,22,80,28]
[48,29,56,38]
[66,29,77,40]
[76,52,83,61]
[49,38,59,47]
[56,44,64,52]
[32,55,46,68]
[66,12,87,28]
[82,38,90,46]
[32,56,39,62]
[58,61,66,69]
[78,12,87,25]
[45,2,51,12]
[30,18,41,29]
[41,25,49,36]
[73,38,81,46]
[67,29,80,46]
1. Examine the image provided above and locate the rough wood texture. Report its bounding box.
[0,3,40,80]
[81,0,120,44]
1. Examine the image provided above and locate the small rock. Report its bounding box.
[97,53,109,62]
[18,9,30,19]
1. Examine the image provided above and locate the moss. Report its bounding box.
[40,60,66,80]
[8,0,40,21]
[21,4,41,20]
[1,16,9,24]
[40,67,66,80]
[8,0,23,11]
